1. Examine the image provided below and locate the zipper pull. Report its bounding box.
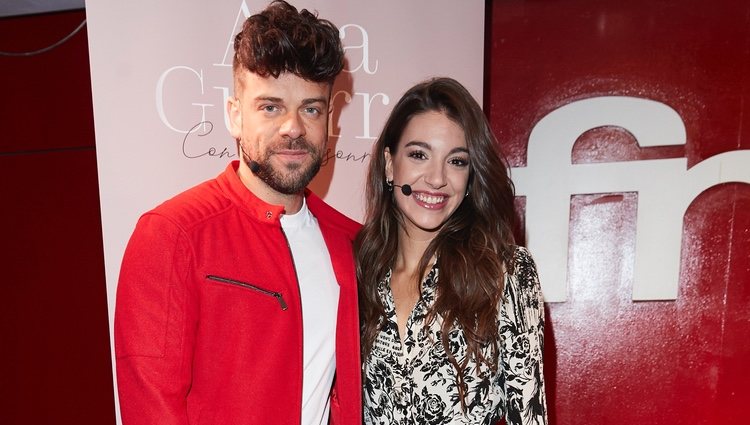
[274,293,288,311]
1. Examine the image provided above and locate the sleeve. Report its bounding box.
[500,247,548,425]
[114,213,197,425]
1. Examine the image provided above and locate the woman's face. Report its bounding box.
[385,111,470,239]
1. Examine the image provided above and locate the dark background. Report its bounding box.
[0,10,115,425]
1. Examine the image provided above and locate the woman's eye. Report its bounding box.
[407,150,427,160]
[450,157,469,167]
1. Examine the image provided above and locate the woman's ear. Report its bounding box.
[384,147,393,181]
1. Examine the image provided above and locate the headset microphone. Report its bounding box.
[239,142,262,174]
[393,183,412,196]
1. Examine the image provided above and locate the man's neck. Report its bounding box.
[237,161,305,214]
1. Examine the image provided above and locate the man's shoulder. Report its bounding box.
[305,191,361,241]
[146,178,232,229]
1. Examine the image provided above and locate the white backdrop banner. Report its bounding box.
[85,0,484,421]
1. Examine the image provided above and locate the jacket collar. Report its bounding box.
[216,160,288,223]
[216,160,344,232]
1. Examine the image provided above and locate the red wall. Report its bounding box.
[0,10,116,424]
[486,0,750,424]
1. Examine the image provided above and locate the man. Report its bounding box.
[114,2,361,424]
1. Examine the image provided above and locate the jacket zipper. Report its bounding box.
[278,226,304,425]
[205,275,288,310]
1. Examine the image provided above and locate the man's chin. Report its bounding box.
[260,159,321,194]
[276,154,321,173]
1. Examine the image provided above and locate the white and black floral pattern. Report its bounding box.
[363,246,547,425]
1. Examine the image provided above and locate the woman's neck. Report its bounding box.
[394,227,436,278]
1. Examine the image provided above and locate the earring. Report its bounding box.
[386,180,394,192]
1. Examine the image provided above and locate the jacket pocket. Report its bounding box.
[205,275,288,311]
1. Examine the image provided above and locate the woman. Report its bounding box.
[356,77,547,425]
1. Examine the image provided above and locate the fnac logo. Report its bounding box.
[512,96,750,302]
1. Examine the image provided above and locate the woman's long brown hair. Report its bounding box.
[355,77,517,407]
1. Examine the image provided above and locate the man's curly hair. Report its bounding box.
[233,0,344,87]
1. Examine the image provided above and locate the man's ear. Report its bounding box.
[227,95,242,140]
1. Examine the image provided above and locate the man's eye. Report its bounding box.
[263,105,279,113]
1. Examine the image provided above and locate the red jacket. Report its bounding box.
[115,161,362,424]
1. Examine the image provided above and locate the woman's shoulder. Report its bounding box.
[507,245,540,286]
[501,245,545,329]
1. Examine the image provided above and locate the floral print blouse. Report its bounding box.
[363,246,547,425]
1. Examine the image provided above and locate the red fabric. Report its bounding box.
[115,161,362,424]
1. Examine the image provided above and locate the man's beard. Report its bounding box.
[249,137,323,195]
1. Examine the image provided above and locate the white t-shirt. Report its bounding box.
[280,199,340,425]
